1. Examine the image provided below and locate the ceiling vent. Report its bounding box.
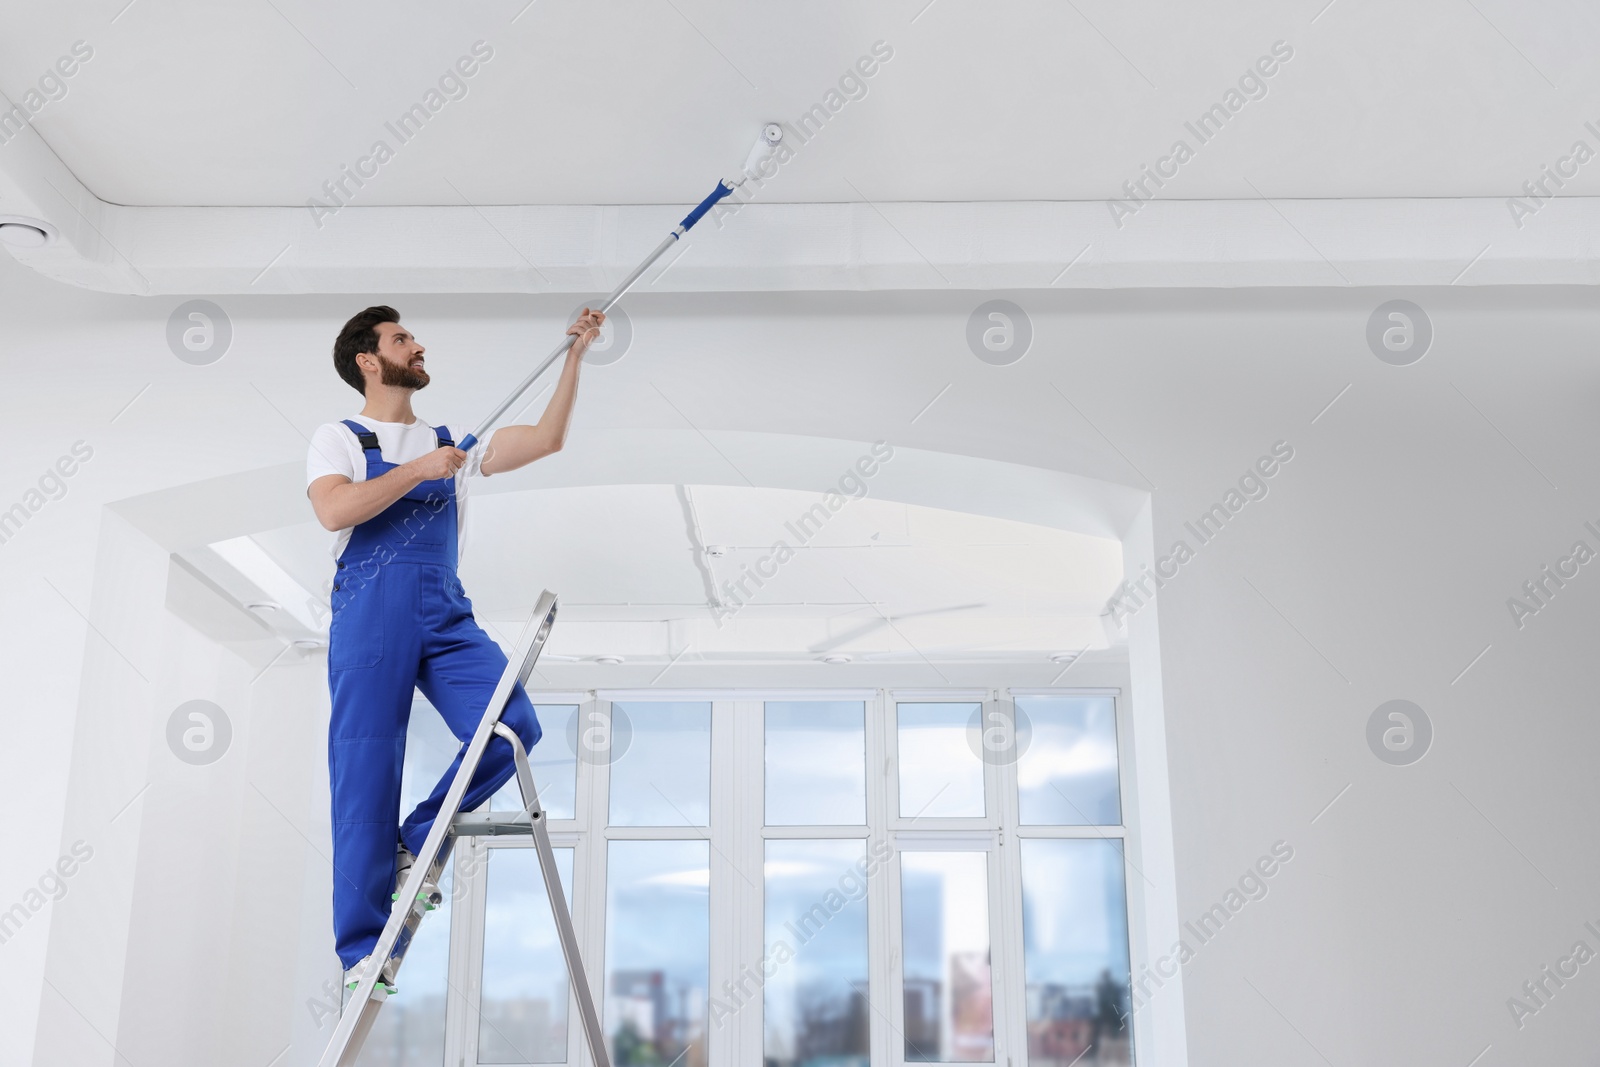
[0,216,54,248]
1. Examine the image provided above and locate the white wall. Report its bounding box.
[26,504,333,1067]
[3,239,1598,1065]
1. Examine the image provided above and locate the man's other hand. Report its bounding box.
[407,446,467,481]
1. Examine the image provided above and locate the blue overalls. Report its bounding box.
[327,419,541,969]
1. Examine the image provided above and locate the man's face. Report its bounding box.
[365,321,429,391]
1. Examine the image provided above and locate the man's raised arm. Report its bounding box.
[480,309,602,476]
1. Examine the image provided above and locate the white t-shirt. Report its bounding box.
[306,415,487,561]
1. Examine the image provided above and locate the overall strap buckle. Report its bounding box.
[341,419,382,455]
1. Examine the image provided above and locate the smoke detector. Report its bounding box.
[0,216,54,249]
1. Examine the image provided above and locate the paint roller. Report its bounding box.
[456,124,785,453]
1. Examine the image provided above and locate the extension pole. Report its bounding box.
[456,179,738,453]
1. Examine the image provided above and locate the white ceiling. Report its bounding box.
[4,0,1600,206]
[7,1,1600,291]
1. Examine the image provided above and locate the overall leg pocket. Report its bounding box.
[329,571,385,671]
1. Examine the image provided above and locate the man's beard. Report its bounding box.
[379,355,429,390]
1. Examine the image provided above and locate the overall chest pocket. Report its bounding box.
[386,485,453,547]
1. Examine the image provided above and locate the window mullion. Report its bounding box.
[867,687,901,1067]
[735,699,766,1066]
[702,697,761,1066]
[580,696,611,1067]
[444,834,484,1065]
[993,686,1027,1067]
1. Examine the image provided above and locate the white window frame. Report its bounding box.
[440,685,1150,1067]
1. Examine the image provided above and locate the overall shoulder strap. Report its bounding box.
[433,425,454,449]
[340,419,382,455]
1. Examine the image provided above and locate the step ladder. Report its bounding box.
[318,590,611,1067]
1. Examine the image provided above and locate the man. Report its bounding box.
[306,304,603,993]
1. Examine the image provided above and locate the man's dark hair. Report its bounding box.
[333,305,400,395]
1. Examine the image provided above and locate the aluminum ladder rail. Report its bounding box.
[317,590,610,1067]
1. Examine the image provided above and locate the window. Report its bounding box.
[608,701,712,827]
[765,701,867,826]
[358,853,452,1064]
[899,851,994,1062]
[425,688,1141,1066]
[896,702,986,819]
[478,847,574,1063]
[1014,695,1120,826]
[490,704,581,819]
[605,840,709,1065]
[764,838,871,1066]
[1019,839,1132,1066]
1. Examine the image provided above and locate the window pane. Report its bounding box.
[402,694,464,817]
[490,704,581,820]
[765,702,867,825]
[609,702,712,827]
[1016,696,1121,826]
[763,840,872,1067]
[478,846,575,1062]
[897,703,985,819]
[605,840,709,1066]
[900,851,994,1062]
[1020,839,1133,1067]
[354,854,451,1065]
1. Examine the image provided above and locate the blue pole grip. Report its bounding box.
[679,180,735,232]
[457,433,478,452]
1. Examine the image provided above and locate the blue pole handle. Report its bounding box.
[679,180,735,233]
[457,433,478,452]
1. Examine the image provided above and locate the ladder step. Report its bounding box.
[451,811,538,837]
